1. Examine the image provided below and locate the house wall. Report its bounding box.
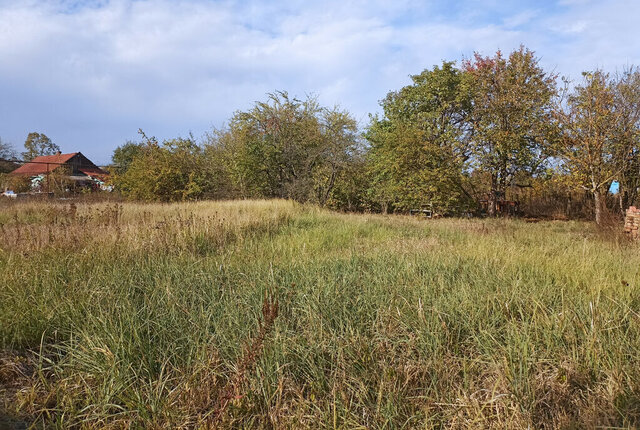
[66,153,99,175]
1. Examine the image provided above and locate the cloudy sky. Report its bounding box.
[1,0,639,163]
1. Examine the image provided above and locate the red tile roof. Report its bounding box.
[11,153,78,175]
[79,167,109,179]
[10,152,107,177]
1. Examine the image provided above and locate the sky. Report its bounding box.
[1,0,640,164]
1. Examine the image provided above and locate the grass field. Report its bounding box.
[1,199,640,429]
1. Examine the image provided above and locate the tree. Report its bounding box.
[209,91,359,205]
[201,130,238,199]
[463,46,557,216]
[611,68,640,210]
[365,61,474,214]
[114,132,208,202]
[311,108,360,206]
[0,137,16,159]
[325,149,369,211]
[0,137,18,174]
[555,70,638,224]
[111,140,144,175]
[22,132,60,161]
[218,92,320,199]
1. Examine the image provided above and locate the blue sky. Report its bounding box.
[1,0,640,164]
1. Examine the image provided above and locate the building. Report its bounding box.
[10,152,108,192]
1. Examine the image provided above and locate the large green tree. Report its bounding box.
[365,61,473,214]
[463,46,557,216]
[22,132,60,161]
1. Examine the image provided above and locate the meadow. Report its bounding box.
[1,199,640,429]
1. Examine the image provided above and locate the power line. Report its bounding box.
[0,158,116,168]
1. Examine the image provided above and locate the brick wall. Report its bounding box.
[624,206,640,239]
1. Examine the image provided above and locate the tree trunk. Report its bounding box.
[488,189,497,217]
[594,189,604,225]
[488,175,498,217]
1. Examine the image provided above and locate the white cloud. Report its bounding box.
[0,0,639,162]
[503,9,539,29]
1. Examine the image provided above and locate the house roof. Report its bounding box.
[10,152,107,177]
[79,167,109,179]
[11,153,78,176]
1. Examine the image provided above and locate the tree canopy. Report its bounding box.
[104,46,640,224]
[366,61,473,213]
[0,137,18,174]
[115,133,207,202]
[111,140,144,175]
[22,132,60,161]
[463,46,557,215]
[207,92,360,205]
[555,70,640,224]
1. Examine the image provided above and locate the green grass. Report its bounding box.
[1,199,640,428]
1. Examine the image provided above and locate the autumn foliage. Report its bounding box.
[107,47,640,224]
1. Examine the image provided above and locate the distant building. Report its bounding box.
[10,152,108,191]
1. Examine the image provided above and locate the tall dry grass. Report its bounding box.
[1,199,640,428]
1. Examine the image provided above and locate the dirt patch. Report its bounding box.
[0,351,36,429]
